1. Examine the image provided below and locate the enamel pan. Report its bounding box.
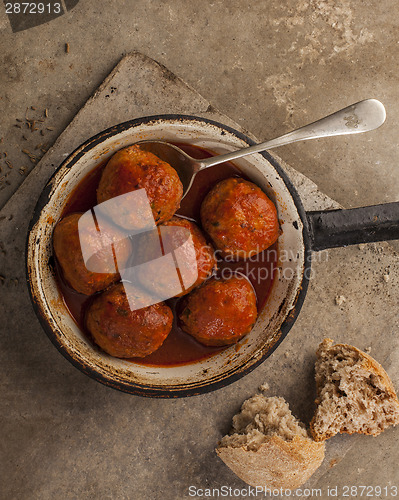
[26,115,399,397]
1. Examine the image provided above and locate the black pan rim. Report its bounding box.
[26,114,312,398]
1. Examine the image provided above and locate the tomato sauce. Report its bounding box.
[56,144,278,367]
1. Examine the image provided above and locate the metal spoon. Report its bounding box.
[138,99,386,198]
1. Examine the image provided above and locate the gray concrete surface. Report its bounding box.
[1,52,398,500]
[1,1,398,215]
[0,3,398,499]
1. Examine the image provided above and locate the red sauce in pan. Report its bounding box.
[56,144,278,366]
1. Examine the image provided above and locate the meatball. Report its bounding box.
[53,212,131,295]
[132,217,216,300]
[97,145,183,230]
[179,275,258,346]
[85,283,173,358]
[200,177,279,259]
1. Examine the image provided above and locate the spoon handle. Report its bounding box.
[199,99,386,170]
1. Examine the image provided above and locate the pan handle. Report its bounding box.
[306,202,399,251]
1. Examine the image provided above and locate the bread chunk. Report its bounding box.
[310,338,399,441]
[216,394,325,489]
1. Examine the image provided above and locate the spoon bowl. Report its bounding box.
[138,141,202,196]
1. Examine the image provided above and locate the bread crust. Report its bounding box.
[216,435,325,489]
[310,338,399,441]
